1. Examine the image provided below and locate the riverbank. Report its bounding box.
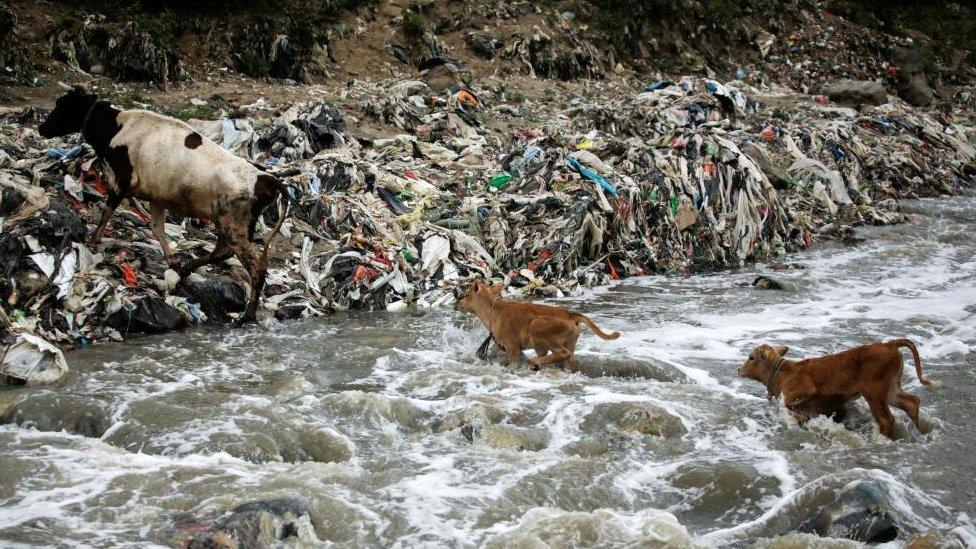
[1,69,974,369]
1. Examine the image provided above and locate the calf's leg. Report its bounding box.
[893,391,922,429]
[865,395,897,439]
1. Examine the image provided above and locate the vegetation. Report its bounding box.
[828,0,976,56]
[401,6,426,39]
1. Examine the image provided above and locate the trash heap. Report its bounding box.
[1,73,974,364]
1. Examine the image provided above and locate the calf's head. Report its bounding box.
[39,86,98,138]
[457,280,502,313]
[738,344,789,381]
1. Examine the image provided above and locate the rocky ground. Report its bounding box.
[1,0,975,381]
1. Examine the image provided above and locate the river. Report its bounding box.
[1,195,974,547]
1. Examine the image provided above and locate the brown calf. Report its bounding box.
[738,339,938,438]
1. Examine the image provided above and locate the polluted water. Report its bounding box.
[0,195,973,546]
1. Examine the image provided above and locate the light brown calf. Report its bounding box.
[458,280,620,369]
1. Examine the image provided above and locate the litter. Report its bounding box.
[0,63,972,350]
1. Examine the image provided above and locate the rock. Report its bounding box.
[824,79,888,108]
[478,424,548,451]
[0,333,69,386]
[0,394,109,437]
[768,262,805,271]
[907,529,967,548]
[106,295,187,335]
[467,34,498,59]
[567,356,685,383]
[298,428,353,463]
[801,481,898,543]
[432,403,504,433]
[176,275,247,323]
[891,46,935,107]
[214,498,319,547]
[615,403,686,437]
[583,402,686,438]
[421,63,462,93]
[752,275,791,290]
[898,73,936,108]
[563,438,608,457]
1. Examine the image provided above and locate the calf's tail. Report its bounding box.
[572,313,620,340]
[890,338,939,387]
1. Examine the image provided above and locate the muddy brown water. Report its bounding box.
[1,196,974,547]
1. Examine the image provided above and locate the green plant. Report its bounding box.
[402,6,425,39]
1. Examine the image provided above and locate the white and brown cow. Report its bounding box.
[38,86,288,324]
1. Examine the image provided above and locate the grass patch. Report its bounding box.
[401,6,426,39]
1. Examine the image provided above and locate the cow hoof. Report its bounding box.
[232,310,257,327]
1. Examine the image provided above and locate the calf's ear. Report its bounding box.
[774,345,789,357]
[488,282,504,296]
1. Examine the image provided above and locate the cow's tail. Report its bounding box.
[259,177,291,266]
[572,313,620,340]
[891,338,939,387]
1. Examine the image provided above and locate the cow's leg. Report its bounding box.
[149,203,176,266]
[174,233,232,278]
[87,194,124,248]
[229,231,265,325]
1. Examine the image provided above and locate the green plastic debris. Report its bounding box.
[401,249,417,263]
[489,171,511,190]
[669,193,679,216]
[705,142,718,156]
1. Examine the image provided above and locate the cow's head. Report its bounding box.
[38,86,98,138]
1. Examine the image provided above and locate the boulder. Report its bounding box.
[478,424,548,451]
[824,79,888,108]
[800,481,898,543]
[583,402,686,438]
[891,46,935,107]
[0,393,109,437]
[752,275,792,291]
[213,498,318,547]
[907,529,967,548]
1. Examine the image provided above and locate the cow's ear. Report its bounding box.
[774,346,789,357]
[488,282,504,296]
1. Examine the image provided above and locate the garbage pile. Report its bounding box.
[0,0,33,86]
[1,72,973,357]
[46,15,184,85]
